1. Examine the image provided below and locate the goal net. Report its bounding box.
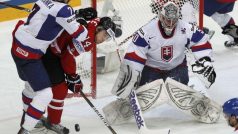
[74,0,204,98]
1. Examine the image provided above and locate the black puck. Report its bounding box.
[75,123,80,132]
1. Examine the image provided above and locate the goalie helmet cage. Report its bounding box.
[73,0,204,99]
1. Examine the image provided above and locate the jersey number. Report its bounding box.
[25,4,40,25]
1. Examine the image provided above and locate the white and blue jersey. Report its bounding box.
[124,18,213,72]
[14,0,87,58]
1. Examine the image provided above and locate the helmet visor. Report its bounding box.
[105,28,115,41]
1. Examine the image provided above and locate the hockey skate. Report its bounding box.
[224,38,238,47]
[37,117,70,134]
[222,24,238,47]
[18,128,30,134]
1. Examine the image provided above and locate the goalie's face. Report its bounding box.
[159,2,179,36]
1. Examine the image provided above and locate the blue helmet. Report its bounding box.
[223,98,238,117]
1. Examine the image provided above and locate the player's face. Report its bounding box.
[95,30,110,44]
[224,114,238,127]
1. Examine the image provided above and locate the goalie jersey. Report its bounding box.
[124,18,213,71]
[13,0,87,59]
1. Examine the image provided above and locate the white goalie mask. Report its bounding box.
[159,2,179,35]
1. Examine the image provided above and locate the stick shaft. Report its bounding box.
[0,2,31,12]
[79,90,117,134]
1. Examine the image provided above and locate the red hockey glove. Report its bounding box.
[66,74,83,93]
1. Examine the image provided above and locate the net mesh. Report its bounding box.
[151,0,200,25]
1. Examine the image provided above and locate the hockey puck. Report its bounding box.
[75,124,80,132]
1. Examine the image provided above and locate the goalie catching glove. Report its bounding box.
[191,57,216,87]
[66,74,83,93]
[111,63,141,98]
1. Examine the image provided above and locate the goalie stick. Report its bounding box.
[0,2,31,12]
[79,90,117,134]
[129,90,171,134]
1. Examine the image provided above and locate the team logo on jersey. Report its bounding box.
[161,45,173,62]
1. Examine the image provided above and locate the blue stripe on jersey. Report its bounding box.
[191,30,205,43]
[36,15,63,41]
[56,5,74,18]
[132,33,149,47]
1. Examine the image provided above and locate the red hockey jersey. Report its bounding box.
[50,18,100,76]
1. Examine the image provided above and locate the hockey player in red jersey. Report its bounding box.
[19,8,117,134]
[223,98,238,133]
[204,0,238,47]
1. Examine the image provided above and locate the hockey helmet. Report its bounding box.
[97,17,116,41]
[160,1,179,35]
[223,98,238,118]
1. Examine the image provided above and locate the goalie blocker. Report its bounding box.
[104,78,222,125]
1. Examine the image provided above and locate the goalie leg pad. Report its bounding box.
[104,79,168,125]
[165,78,222,123]
[136,79,168,111]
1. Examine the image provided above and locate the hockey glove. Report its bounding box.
[76,18,88,27]
[75,7,97,21]
[66,74,83,93]
[192,57,216,86]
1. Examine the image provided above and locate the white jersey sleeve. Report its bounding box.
[186,23,213,60]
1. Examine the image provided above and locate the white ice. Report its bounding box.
[0,2,238,134]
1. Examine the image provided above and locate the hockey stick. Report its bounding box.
[129,90,171,134]
[0,2,32,12]
[79,90,117,134]
[116,17,157,47]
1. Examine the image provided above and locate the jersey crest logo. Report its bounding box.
[161,45,173,62]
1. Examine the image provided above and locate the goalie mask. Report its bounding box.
[223,98,238,127]
[151,1,179,36]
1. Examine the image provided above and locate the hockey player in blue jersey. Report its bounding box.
[204,0,238,47]
[223,98,238,133]
[11,0,88,133]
